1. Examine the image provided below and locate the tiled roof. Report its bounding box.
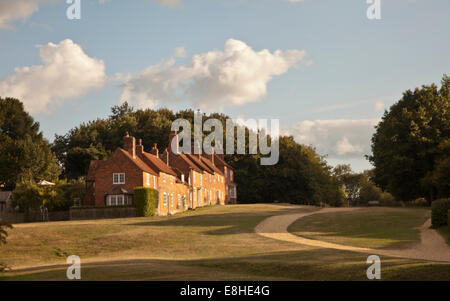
[141,151,178,177]
[172,153,203,173]
[118,148,158,176]
[105,184,134,195]
[200,156,223,175]
[185,154,214,174]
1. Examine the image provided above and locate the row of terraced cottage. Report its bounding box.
[84,131,237,215]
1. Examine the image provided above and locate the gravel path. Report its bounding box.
[255,208,450,262]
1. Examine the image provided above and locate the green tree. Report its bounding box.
[332,164,364,206]
[369,75,450,203]
[53,104,344,206]
[0,98,60,190]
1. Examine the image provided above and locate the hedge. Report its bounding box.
[431,198,450,228]
[134,187,158,217]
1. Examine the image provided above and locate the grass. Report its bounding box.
[288,207,430,249]
[1,204,449,281]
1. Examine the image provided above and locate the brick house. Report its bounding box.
[85,131,237,215]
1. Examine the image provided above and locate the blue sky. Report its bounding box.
[1,0,449,171]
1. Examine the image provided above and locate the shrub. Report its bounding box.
[134,187,158,217]
[431,198,450,228]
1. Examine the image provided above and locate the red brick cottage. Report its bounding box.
[85,132,237,215]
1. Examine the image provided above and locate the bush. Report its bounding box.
[134,187,158,217]
[431,198,450,228]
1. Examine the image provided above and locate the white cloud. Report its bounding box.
[284,119,379,159]
[0,0,53,29]
[0,39,106,114]
[120,39,307,110]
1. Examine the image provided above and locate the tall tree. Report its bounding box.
[0,98,60,190]
[369,75,450,203]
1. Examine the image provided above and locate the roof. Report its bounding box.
[171,152,203,173]
[200,156,223,175]
[214,155,233,170]
[105,185,134,195]
[118,148,158,176]
[185,154,214,174]
[141,151,178,177]
[0,191,12,202]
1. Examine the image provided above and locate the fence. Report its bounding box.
[69,206,137,220]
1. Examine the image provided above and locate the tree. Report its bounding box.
[53,104,345,206]
[0,98,60,190]
[369,75,450,203]
[333,164,364,206]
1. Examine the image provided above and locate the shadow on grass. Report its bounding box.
[2,248,450,281]
[126,206,317,236]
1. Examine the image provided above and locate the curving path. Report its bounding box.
[255,208,450,262]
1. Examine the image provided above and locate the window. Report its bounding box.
[170,194,173,207]
[230,170,233,182]
[177,194,181,207]
[188,175,191,185]
[117,195,124,206]
[163,192,167,206]
[146,173,150,186]
[113,173,125,184]
[181,174,185,183]
[153,176,156,189]
[170,176,173,184]
[163,173,166,183]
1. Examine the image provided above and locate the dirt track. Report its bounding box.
[255,208,450,262]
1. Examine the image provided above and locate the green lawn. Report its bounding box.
[1,204,449,281]
[288,207,429,249]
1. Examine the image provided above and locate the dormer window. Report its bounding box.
[113,173,125,184]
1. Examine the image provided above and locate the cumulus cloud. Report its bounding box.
[0,39,106,114]
[0,0,53,29]
[284,119,379,159]
[120,39,307,110]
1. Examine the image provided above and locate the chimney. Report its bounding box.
[217,141,224,161]
[136,139,144,156]
[150,143,159,158]
[164,148,169,166]
[169,130,179,155]
[196,140,201,160]
[123,132,136,159]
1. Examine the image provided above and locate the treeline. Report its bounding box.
[51,103,346,206]
[369,75,450,204]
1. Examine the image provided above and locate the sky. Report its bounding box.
[0,0,449,172]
